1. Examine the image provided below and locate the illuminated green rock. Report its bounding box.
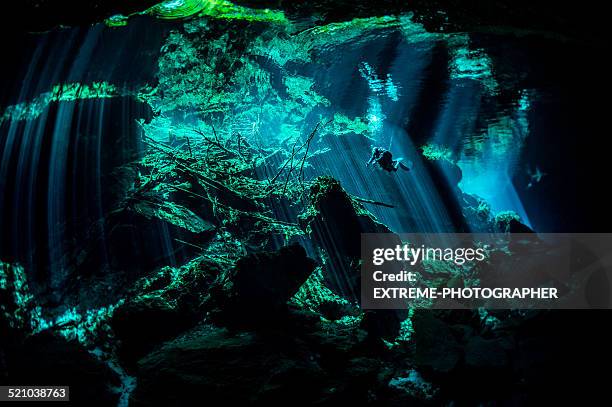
[291,267,356,320]
[494,210,532,233]
[104,14,129,27]
[0,261,33,332]
[105,0,290,27]
[421,143,455,162]
[0,261,121,346]
[0,82,121,124]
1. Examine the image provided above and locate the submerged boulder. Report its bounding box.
[112,243,316,363]
[232,244,316,312]
[411,311,462,373]
[131,321,400,406]
[214,244,317,328]
[131,324,326,406]
[111,293,191,368]
[464,335,508,370]
[494,211,533,233]
[111,257,225,367]
[298,177,405,341]
[299,176,394,299]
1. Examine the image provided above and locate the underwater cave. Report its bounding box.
[1,0,610,405]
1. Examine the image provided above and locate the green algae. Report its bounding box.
[1,261,34,331]
[0,82,121,124]
[106,0,289,28]
[284,76,330,108]
[291,267,355,317]
[151,0,288,24]
[105,14,129,27]
[421,143,455,162]
[494,210,522,231]
[34,303,124,346]
[1,260,121,346]
[449,43,498,94]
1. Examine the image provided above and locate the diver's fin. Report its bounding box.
[397,159,413,171]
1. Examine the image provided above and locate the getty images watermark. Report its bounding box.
[361,233,612,309]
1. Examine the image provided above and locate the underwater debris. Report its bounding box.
[132,125,307,251]
[350,195,396,209]
[105,14,129,27]
[266,120,330,194]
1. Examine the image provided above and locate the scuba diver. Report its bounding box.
[367,146,411,173]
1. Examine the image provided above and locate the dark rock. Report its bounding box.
[335,357,391,402]
[111,294,192,368]
[113,244,315,366]
[412,310,461,373]
[1,262,31,380]
[299,176,394,298]
[450,324,475,342]
[111,258,224,367]
[102,199,216,272]
[511,310,610,405]
[233,244,316,310]
[299,177,406,340]
[131,324,326,406]
[360,310,403,343]
[1,332,120,406]
[216,244,317,328]
[461,193,494,232]
[318,300,358,321]
[131,320,399,406]
[388,369,439,403]
[494,211,533,233]
[464,336,508,369]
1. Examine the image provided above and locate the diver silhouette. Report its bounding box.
[367,147,411,173]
